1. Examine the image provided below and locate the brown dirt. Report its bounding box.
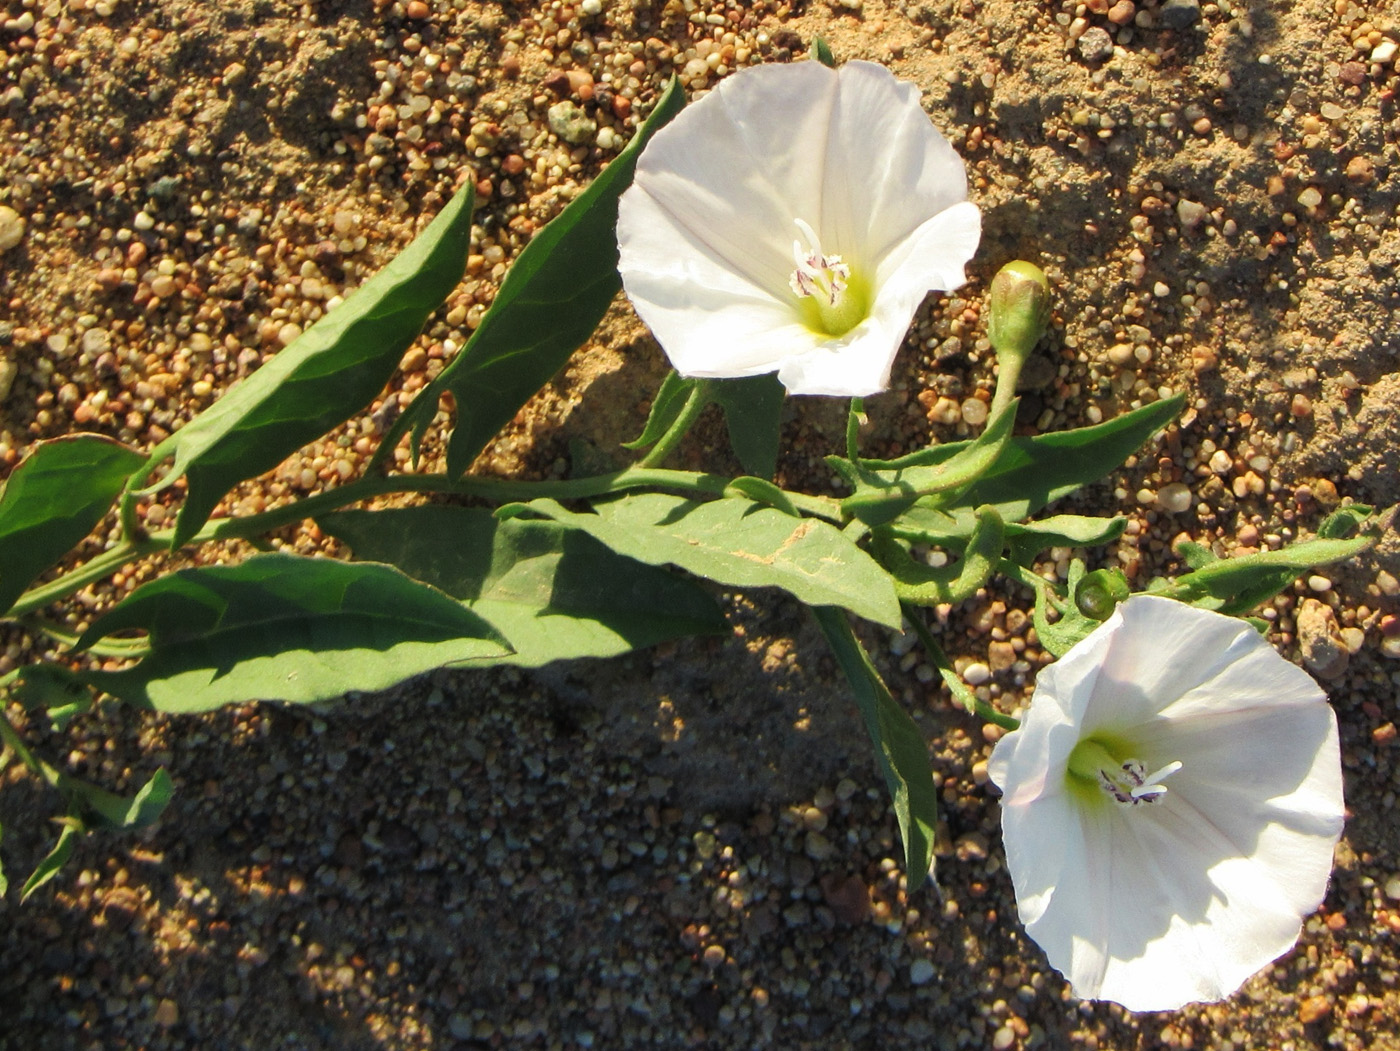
[2,0,1399,1049]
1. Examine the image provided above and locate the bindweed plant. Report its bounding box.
[0,50,1383,1011]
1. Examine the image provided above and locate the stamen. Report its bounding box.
[789,219,850,307]
[1068,738,1182,809]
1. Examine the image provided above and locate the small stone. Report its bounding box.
[963,661,991,686]
[0,205,24,252]
[405,0,430,18]
[993,1025,1016,1051]
[1159,0,1201,29]
[1298,598,1348,680]
[1372,39,1398,66]
[1107,343,1136,367]
[1076,26,1114,62]
[548,101,597,145]
[448,1013,473,1040]
[909,959,936,986]
[1298,994,1332,1024]
[961,397,988,426]
[1176,199,1209,229]
[1384,876,1400,901]
[153,999,179,1027]
[1107,0,1135,24]
[1345,156,1375,184]
[1156,482,1193,514]
[580,0,602,12]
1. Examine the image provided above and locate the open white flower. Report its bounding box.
[617,60,981,397]
[987,595,1344,1012]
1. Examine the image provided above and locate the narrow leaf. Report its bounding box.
[139,182,475,546]
[863,395,1185,523]
[402,78,687,477]
[812,607,937,884]
[622,371,696,450]
[512,494,903,628]
[320,506,726,665]
[709,373,785,479]
[0,436,146,616]
[22,816,82,901]
[72,768,174,830]
[77,553,508,711]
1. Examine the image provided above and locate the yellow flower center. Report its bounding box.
[788,218,870,338]
[1067,735,1182,809]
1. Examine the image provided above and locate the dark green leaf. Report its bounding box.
[77,553,508,711]
[1319,504,1374,539]
[1148,532,1378,616]
[874,506,1004,606]
[138,182,476,547]
[22,816,82,901]
[14,663,96,731]
[320,506,726,665]
[837,400,1017,527]
[402,78,687,478]
[0,436,146,616]
[812,607,936,884]
[510,494,903,628]
[709,374,785,479]
[888,506,1125,561]
[622,370,696,450]
[865,394,1185,524]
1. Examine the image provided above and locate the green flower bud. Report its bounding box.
[1075,568,1132,621]
[987,260,1051,362]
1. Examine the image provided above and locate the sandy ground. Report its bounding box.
[2,0,1400,1048]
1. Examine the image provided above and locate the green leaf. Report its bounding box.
[890,507,1126,562]
[812,607,936,884]
[0,436,146,616]
[14,663,96,731]
[402,78,687,478]
[510,493,903,629]
[622,370,696,450]
[864,394,1185,524]
[1148,531,1378,616]
[709,374,785,479]
[22,816,82,901]
[837,399,1017,527]
[72,768,175,830]
[874,506,1005,606]
[138,182,476,547]
[1030,560,1101,657]
[319,506,726,665]
[76,553,508,711]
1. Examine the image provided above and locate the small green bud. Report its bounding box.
[1075,568,1131,621]
[986,260,1051,362]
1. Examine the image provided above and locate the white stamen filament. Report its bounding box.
[789,218,849,307]
[1099,757,1183,807]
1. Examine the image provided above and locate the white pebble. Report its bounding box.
[1307,575,1332,593]
[961,398,988,426]
[1156,482,1193,514]
[581,0,603,13]
[1386,877,1400,901]
[963,662,991,686]
[0,205,24,252]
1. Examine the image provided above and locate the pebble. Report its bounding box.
[1373,39,1398,65]
[0,205,24,252]
[1176,199,1209,229]
[1107,1,1135,26]
[548,101,597,145]
[1155,482,1193,514]
[961,397,989,426]
[1299,994,1332,1024]
[909,959,936,986]
[1076,27,1115,62]
[1384,877,1400,901]
[992,1024,1017,1050]
[1159,0,1201,29]
[963,661,991,686]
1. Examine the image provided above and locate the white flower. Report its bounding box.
[617,60,981,397]
[987,595,1344,1012]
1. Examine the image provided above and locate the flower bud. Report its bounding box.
[1075,568,1131,621]
[986,260,1051,362]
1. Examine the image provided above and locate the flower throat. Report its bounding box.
[788,219,870,338]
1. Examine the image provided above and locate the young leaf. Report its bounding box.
[812,607,937,885]
[888,506,1126,561]
[622,371,697,451]
[77,553,508,711]
[0,436,146,616]
[837,399,1017,527]
[319,506,727,666]
[400,78,687,478]
[21,816,83,901]
[862,394,1185,523]
[70,768,175,830]
[135,181,476,547]
[511,494,903,628]
[709,373,785,479]
[14,663,96,731]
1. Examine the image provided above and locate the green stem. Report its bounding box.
[7,539,161,619]
[636,379,712,468]
[903,604,1019,730]
[989,357,1024,421]
[0,678,65,790]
